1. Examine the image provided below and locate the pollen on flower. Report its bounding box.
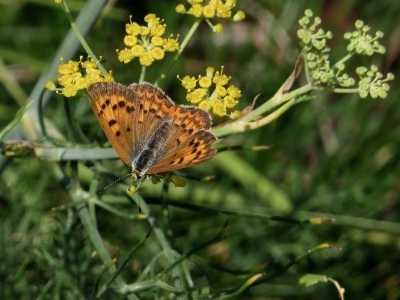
[199,76,212,88]
[151,24,166,37]
[227,85,242,98]
[215,85,227,96]
[179,75,197,90]
[211,98,227,116]
[203,5,216,18]
[117,48,134,63]
[139,52,154,66]
[213,72,230,85]
[187,88,207,103]
[163,35,180,51]
[188,4,204,18]
[124,35,138,47]
[199,100,211,111]
[151,36,163,47]
[151,47,165,60]
[131,44,145,57]
[144,14,160,27]
[126,17,141,36]
[140,26,150,36]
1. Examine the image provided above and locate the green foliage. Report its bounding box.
[0,1,399,299]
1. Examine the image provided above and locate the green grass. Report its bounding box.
[0,0,399,299]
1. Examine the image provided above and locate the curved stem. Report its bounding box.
[155,18,203,85]
[61,0,107,74]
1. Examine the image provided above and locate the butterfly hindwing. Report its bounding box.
[147,129,217,174]
[88,82,140,166]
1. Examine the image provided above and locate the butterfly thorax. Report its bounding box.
[131,120,172,179]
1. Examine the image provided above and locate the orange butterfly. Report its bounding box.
[88,82,217,186]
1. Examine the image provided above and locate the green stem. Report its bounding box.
[316,87,359,93]
[63,96,76,145]
[211,84,314,137]
[61,0,107,74]
[139,65,147,83]
[334,53,353,68]
[38,89,48,137]
[155,18,203,85]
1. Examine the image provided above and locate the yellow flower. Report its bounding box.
[211,98,227,116]
[124,35,138,47]
[126,20,141,36]
[175,4,186,13]
[58,60,79,75]
[139,52,154,66]
[62,85,77,97]
[74,77,87,90]
[140,26,150,36]
[215,85,227,96]
[213,72,230,85]
[234,10,246,21]
[227,85,242,98]
[203,5,215,18]
[199,76,212,88]
[58,75,72,87]
[173,176,186,187]
[117,48,133,63]
[131,44,145,57]
[199,100,211,111]
[216,3,231,18]
[187,88,207,103]
[224,95,238,108]
[151,47,165,60]
[151,24,166,37]
[81,59,97,69]
[188,4,203,18]
[163,35,179,51]
[180,75,197,90]
[44,80,56,90]
[144,14,160,27]
[151,36,163,47]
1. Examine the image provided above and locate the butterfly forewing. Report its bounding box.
[88,82,140,166]
[128,83,174,154]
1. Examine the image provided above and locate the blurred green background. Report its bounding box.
[0,0,399,299]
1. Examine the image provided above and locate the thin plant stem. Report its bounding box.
[139,65,147,83]
[38,89,48,137]
[63,96,76,145]
[155,18,203,85]
[60,0,108,74]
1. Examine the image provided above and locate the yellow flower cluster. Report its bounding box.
[176,0,245,33]
[44,56,113,97]
[178,66,242,117]
[117,14,180,67]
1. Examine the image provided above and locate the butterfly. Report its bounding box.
[87,82,218,187]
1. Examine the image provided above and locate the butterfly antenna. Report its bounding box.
[99,173,132,193]
[137,188,142,214]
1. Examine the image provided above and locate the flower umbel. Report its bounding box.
[357,65,394,99]
[45,56,114,97]
[175,0,245,33]
[117,14,180,66]
[178,66,242,118]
